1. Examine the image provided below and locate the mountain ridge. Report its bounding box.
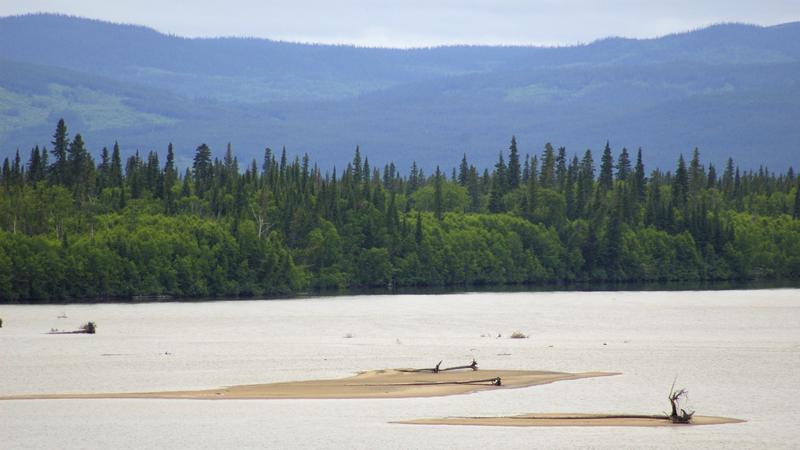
[1,13,798,171]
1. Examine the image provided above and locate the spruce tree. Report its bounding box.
[539,143,556,189]
[163,143,177,212]
[688,147,705,196]
[598,141,614,193]
[67,133,91,198]
[507,136,521,189]
[672,154,689,208]
[633,148,646,203]
[27,146,42,183]
[707,163,717,190]
[50,118,69,185]
[193,144,213,197]
[555,146,567,193]
[576,149,594,217]
[616,147,631,181]
[434,166,443,220]
[458,154,469,186]
[110,142,123,188]
[97,146,110,190]
[494,152,507,195]
[467,166,480,212]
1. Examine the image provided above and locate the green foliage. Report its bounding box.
[0,120,798,302]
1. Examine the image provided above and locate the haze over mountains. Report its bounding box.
[1,13,798,171]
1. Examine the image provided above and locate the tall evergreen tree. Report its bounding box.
[722,157,735,199]
[507,136,521,189]
[688,147,705,196]
[49,118,69,184]
[458,154,469,186]
[576,149,595,217]
[97,146,110,190]
[67,133,93,199]
[193,143,213,197]
[109,142,123,188]
[163,143,177,211]
[616,147,632,181]
[434,166,443,220]
[27,146,43,184]
[467,166,480,212]
[555,146,567,193]
[539,143,556,189]
[522,154,530,184]
[672,154,689,208]
[598,141,614,193]
[494,152,507,195]
[707,163,717,190]
[633,148,646,203]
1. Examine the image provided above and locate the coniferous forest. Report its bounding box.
[1,119,799,302]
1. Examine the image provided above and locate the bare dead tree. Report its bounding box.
[667,378,695,424]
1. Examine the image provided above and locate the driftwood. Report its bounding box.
[355,377,501,387]
[398,360,443,373]
[47,321,96,335]
[440,359,479,372]
[398,359,478,373]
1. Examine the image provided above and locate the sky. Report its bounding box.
[2,0,800,47]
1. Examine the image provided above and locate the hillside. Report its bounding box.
[1,14,799,170]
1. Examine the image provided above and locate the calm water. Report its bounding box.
[1,290,799,449]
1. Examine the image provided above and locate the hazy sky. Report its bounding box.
[3,0,800,47]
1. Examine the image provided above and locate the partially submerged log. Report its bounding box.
[47,321,96,335]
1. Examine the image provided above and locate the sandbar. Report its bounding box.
[0,369,617,400]
[397,413,745,427]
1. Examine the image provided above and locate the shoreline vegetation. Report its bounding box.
[2,120,799,303]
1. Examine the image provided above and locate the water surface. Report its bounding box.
[1,289,798,449]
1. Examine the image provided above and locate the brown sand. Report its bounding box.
[397,413,745,427]
[0,369,617,400]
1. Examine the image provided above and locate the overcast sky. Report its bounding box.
[3,0,800,47]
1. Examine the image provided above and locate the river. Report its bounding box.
[1,289,798,449]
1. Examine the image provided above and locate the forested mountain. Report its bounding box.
[1,120,798,301]
[1,14,799,171]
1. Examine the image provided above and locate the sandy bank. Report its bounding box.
[0,369,617,400]
[397,413,745,427]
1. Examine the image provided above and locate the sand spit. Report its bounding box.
[397,413,745,427]
[0,369,617,400]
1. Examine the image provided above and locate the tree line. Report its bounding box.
[1,119,799,302]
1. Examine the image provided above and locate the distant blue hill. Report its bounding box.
[1,13,798,171]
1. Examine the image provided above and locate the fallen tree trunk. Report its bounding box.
[399,359,478,373]
[354,377,501,387]
[440,359,479,371]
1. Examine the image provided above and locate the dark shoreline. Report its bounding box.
[4,278,799,305]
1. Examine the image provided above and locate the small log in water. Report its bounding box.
[47,321,96,335]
